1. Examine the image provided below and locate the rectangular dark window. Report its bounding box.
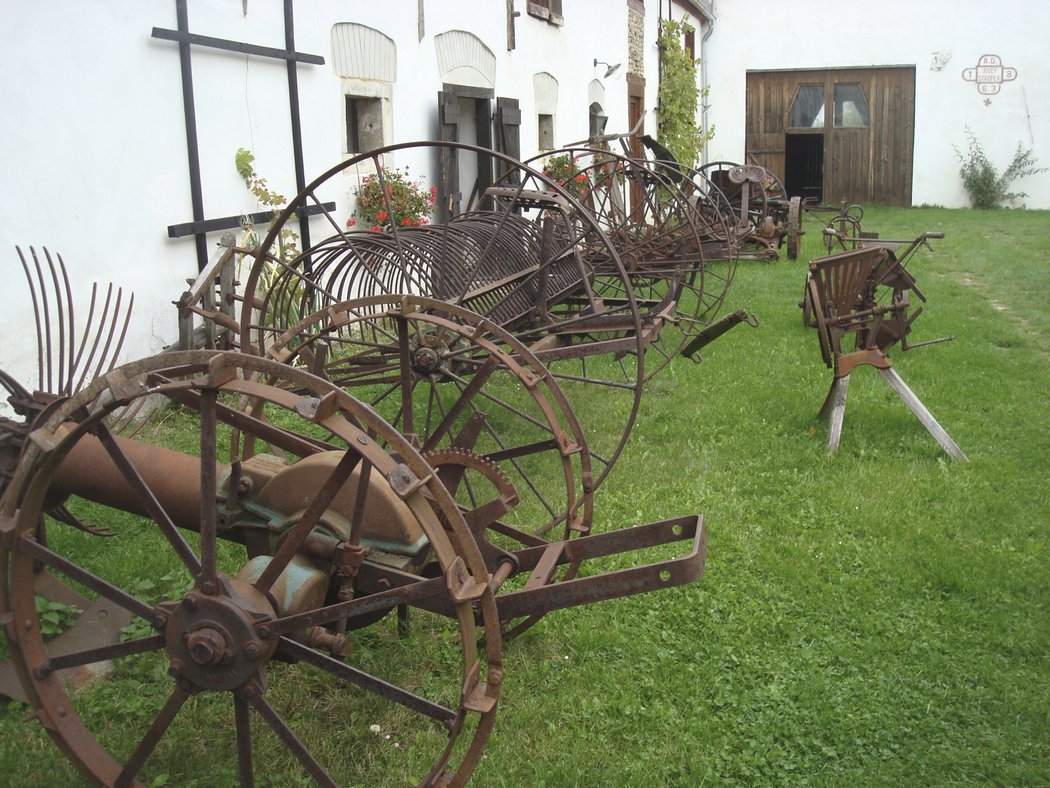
[346,96,383,154]
[538,114,554,150]
[527,0,563,25]
[684,28,695,61]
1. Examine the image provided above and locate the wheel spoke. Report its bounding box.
[114,682,191,787]
[278,636,457,724]
[253,448,362,594]
[247,692,337,788]
[19,536,157,623]
[234,695,255,788]
[396,316,414,435]
[420,356,498,452]
[198,388,218,586]
[45,634,165,673]
[93,424,201,576]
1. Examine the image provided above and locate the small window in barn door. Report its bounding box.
[788,84,825,129]
[833,83,870,128]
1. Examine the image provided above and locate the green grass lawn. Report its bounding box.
[1,206,1047,785]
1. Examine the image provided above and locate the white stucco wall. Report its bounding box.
[0,0,664,404]
[703,0,1049,209]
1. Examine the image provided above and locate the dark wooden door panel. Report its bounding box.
[746,67,915,206]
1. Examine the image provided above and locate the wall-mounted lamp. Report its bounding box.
[593,58,622,78]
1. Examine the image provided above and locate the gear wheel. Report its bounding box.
[422,447,519,529]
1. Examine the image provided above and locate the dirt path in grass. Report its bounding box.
[955,272,1050,355]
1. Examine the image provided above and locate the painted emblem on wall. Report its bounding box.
[962,54,1017,96]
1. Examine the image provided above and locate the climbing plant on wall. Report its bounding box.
[657,17,714,167]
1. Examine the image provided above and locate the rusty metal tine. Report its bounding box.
[15,246,46,392]
[93,287,124,380]
[107,291,135,375]
[43,249,68,395]
[73,284,114,394]
[69,282,99,392]
[30,247,54,392]
[52,249,77,395]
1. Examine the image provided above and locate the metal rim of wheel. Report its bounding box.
[0,350,502,787]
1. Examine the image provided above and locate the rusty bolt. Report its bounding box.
[256,624,272,639]
[243,641,261,661]
[182,594,200,611]
[200,580,218,596]
[236,478,252,496]
[168,659,186,679]
[186,627,232,666]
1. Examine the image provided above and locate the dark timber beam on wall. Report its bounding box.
[154,0,324,271]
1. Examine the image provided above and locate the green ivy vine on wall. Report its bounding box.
[657,17,714,167]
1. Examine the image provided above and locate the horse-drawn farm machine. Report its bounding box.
[1,140,760,785]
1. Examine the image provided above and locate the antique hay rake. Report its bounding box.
[805,232,967,459]
[0,138,742,784]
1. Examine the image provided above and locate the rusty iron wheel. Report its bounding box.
[240,140,645,495]
[523,148,738,380]
[237,294,594,538]
[0,350,502,786]
[236,295,597,638]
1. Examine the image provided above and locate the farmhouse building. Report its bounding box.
[0,0,1045,396]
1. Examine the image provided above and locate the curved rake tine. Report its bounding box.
[15,246,46,392]
[91,287,134,382]
[42,249,67,395]
[69,283,100,393]
[52,249,77,395]
[30,248,54,392]
[73,284,115,394]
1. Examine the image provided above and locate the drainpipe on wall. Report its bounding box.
[697,2,715,165]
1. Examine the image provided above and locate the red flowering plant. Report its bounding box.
[541,153,590,198]
[348,166,435,233]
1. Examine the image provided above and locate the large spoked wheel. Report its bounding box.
[247,294,592,539]
[240,295,596,638]
[239,140,644,495]
[525,148,738,379]
[0,351,502,786]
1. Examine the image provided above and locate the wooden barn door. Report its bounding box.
[822,67,916,206]
[746,67,915,206]
[745,71,788,176]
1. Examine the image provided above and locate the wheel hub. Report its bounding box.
[164,577,277,691]
[412,344,443,375]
